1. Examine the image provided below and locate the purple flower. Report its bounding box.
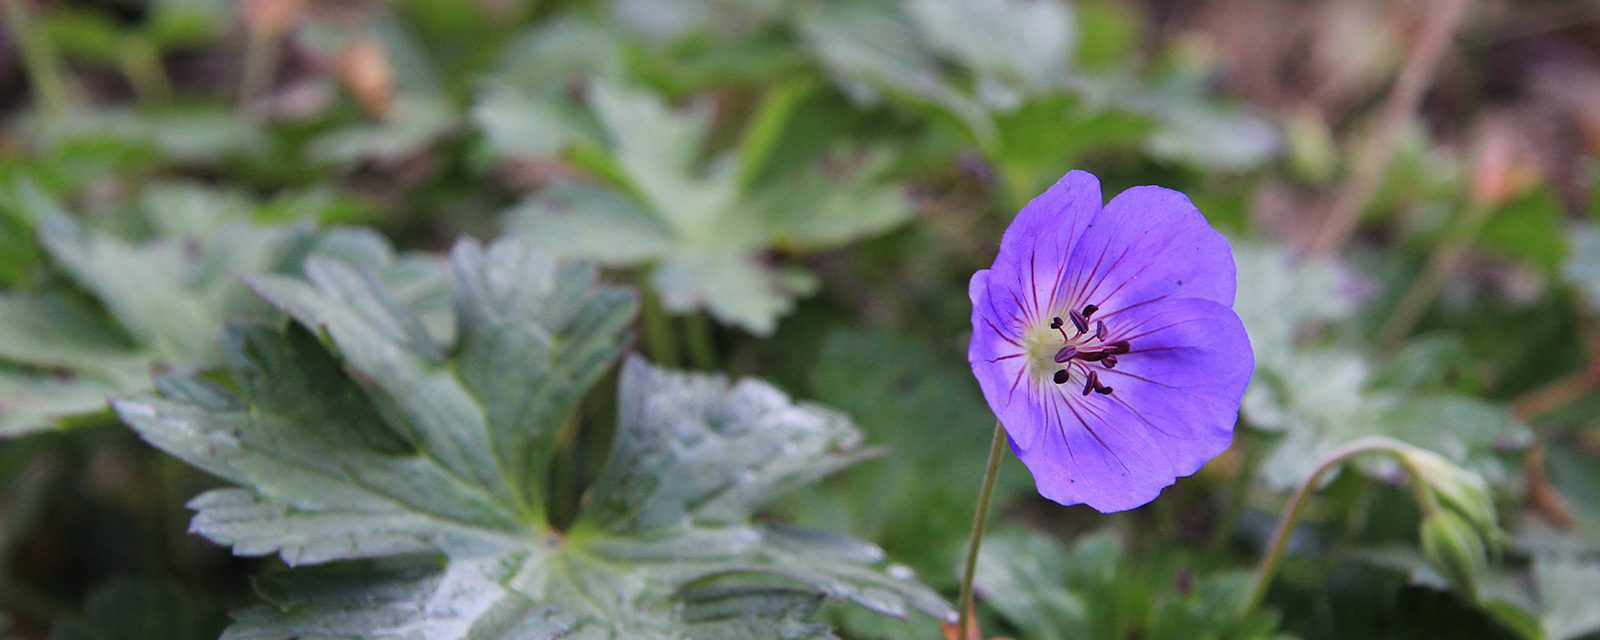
[968,170,1253,513]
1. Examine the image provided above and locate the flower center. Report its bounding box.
[1023,303,1131,396]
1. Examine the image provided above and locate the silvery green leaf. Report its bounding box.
[118,238,942,637]
[974,530,1092,639]
[39,215,230,363]
[1068,73,1279,170]
[20,107,267,163]
[652,252,792,336]
[906,0,1073,111]
[508,183,674,264]
[472,18,622,161]
[0,187,316,435]
[796,0,994,143]
[501,83,912,334]
[1530,555,1600,640]
[977,529,1281,640]
[611,0,785,43]
[309,97,458,166]
[1231,240,1358,370]
[1245,346,1525,491]
[474,83,604,159]
[0,368,123,437]
[1561,223,1600,312]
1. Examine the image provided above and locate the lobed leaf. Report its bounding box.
[117,237,946,638]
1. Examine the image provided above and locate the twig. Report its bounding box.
[1375,199,1494,348]
[1307,0,1472,256]
[1512,304,1600,421]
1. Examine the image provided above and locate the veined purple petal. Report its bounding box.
[968,169,1253,513]
[969,268,1044,452]
[1058,186,1237,314]
[1014,298,1252,512]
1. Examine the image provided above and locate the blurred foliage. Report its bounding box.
[0,0,1597,638]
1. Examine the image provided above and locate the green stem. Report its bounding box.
[1377,199,1494,349]
[682,312,716,370]
[638,285,679,367]
[956,422,1007,637]
[1242,436,1439,614]
[119,35,171,105]
[3,0,73,114]
[1207,442,1259,553]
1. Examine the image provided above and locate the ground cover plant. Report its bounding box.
[1,0,1599,639]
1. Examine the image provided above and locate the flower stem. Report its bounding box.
[638,285,679,367]
[3,0,73,115]
[683,312,716,370]
[956,421,1007,637]
[1242,435,1438,614]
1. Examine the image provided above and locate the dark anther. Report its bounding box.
[1102,355,1118,369]
[1095,320,1108,341]
[1053,369,1070,384]
[1082,304,1099,319]
[1107,340,1131,355]
[1081,370,1098,396]
[1054,345,1078,363]
[1094,384,1114,395]
[1050,316,1063,329]
[1068,310,1089,334]
[1077,350,1109,362]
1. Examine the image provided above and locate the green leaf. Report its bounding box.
[796,0,995,144]
[1234,240,1526,490]
[780,329,1026,588]
[0,184,440,436]
[308,97,458,167]
[904,0,1073,111]
[977,529,1283,640]
[1561,222,1600,313]
[1528,555,1600,640]
[1243,347,1526,490]
[116,237,946,637]
[503,82,912,334]
[1478,187,1568,273]
[20,106,268,165]
[0,188,318,435]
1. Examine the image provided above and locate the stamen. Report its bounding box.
[1078,350,1110,362]
[1082,304,1099,319]
[1107,340,1131,355]
[1102,355,1118,369]
[1095,320,1108,341]
[1081,370,1097,396]
[1050,317,1072,341]
[1053,369,1070,385]
[1054,346,1078,363]
[1068,310,1088,334]
[1094,384,1114,395]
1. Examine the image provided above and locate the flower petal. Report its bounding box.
[999,170,1103,263]
[1058,185,1237,316]
[968,268,1042,451]
[1012,297,1252,512]
[979,171,1104,325]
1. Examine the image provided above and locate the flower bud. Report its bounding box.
[1420,510,1487,601]
[1401,448,1497,535]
